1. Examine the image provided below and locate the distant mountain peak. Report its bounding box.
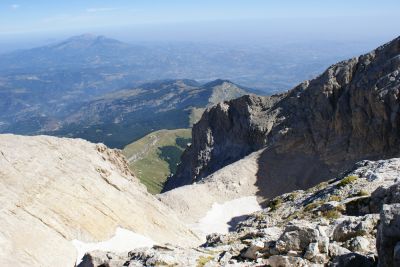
[51,34,127,50]
[203,79,235,88]
[68,33,101,41]
[202,78,263,96]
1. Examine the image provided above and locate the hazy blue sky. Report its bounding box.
[0,0,399,44]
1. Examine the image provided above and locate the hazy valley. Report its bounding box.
[0,34,378,147]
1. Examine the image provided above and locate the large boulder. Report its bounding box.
[330,253,376,267]
[377,204,400,267]
[78,251,126,267]
[278,221,320,252]
[371,183,400,213]
[332,215,378,242]
[266,255,308,267]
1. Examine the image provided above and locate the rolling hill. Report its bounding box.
[49,79,255,148]
[123,129,191,194]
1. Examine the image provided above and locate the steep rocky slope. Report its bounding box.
[0,134,199,267]
[80,157,400,266]
[159,150,264,225]
[165,36,400,194]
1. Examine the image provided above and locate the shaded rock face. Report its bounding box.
[164,95,282,191]
[166,36,400,195]
[377,203,400,267]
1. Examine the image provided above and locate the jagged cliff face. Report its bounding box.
[0,134,199,267]
[164,95,281,190]
[166,36,400,195]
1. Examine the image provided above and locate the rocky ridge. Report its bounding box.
[81,157,400,266]
[52,79,255,148]
[165,36,400,194]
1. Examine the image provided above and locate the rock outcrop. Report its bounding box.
[0,134,199,267]
[376,182,400,267]
[82,158,400,267]
[165,36,400,195]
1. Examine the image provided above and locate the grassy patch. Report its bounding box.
[337,175,358,188]
[197,256,214,267]
[286,192,299,202]
[306,181,329,194]
[123,129,191,194]
[285,211,303,221]
[153,262,178,267]
[268,198,283,212]
[328,195,342,202]
[254,212,266,220]
[304,200,324,212]
[315,181,329,190]
[322,209,341,219]
[357,189,369,196]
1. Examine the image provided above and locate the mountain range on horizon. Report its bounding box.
[0,76,257,148]
[48,78,257,148]
[0,33,387,148]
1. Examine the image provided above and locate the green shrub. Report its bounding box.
[337,175,358,188]
[322,209,341,219]
[357,189,369,196]
[315,181,329,190]
[197,256,214,267]
[286,192,299,201]
[285,211,302,221]
[268,198,283,212]
[304,200,324,212]
[254,212,266,220]
[328,195,342,202]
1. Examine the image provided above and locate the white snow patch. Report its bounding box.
[72,227,155,264]
[192,196,261,238]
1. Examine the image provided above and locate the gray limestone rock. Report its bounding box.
[347,236,370,253]
[78,251,128,267]
[330,253,376,267]
[279,221,320,252]
[329,243,352,258]
[242,240,265,260]
[377,204,400,267]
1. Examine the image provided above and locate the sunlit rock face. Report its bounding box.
[0,134,199,267]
